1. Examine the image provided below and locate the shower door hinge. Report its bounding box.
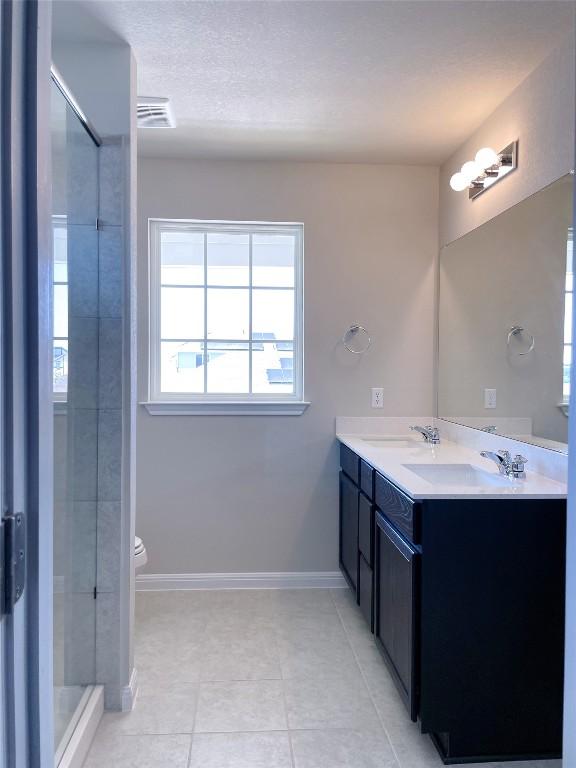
[93,586,97,600]
[96,217,102,231]
[0,512,26,617]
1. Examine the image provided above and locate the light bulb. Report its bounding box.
[475,147,499,169]
[460,160,482,182]
[450,172,469,192]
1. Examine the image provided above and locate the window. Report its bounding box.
[53,216,68,398]
[563,227,573,404]
[148,220,305,413]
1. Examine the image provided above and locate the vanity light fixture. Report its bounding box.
[450,141,517,199]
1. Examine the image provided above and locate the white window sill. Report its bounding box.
[141,401,311,416]
[558,401,570,417]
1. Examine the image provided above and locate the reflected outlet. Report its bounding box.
[484,388,497,409]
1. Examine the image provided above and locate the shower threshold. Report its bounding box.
[55,685,103,768]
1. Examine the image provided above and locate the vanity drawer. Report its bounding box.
[360,460,374,500]
[340,443,360,485]
[375,472,420,544]
[358,492,374,566]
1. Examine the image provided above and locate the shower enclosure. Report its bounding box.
[51,72,100,761]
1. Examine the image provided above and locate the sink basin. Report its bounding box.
[361,437,413,448]
[402,463,511,487]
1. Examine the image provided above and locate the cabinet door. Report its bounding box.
[339,471,358,591]
[375,513,419,720]
[358,554,374,631]
[358,492,373,566]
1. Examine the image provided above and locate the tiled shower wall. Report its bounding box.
[61,137,126,708]
[95,138,127,709]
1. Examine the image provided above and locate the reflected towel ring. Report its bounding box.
[507,325,535,356]
[343,325,371,354]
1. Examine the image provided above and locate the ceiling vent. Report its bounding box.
[137,97,175,128]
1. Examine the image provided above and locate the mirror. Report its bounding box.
[438,174,573,453]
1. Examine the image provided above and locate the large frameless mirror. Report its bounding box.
[438,174,573,453]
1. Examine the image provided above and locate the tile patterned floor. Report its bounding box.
[83,588,562,768]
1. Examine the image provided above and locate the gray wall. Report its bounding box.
[137,159,438,575]
[439,33,575,247]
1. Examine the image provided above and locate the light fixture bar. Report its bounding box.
[449,141,518,199]
[469,141,518,199]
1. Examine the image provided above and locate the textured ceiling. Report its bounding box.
[57,0,575,163]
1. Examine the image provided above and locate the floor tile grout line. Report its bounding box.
[270,601,296,768]
[186,733,194,768]
[93,724,400,739]
[329,589,404,768]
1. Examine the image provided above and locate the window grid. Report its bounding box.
[203,231,208,394]
[563,228,573,403]
[53,215,68,399]
[248,233,253,394]
[150,219,303,402]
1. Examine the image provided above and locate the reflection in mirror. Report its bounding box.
[438,174,573,453]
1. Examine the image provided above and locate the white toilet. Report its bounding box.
[134,536,148,571]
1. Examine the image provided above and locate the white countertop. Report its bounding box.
[337,433,567,500]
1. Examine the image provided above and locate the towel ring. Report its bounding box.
[343,325,371,354]
[507,325,535,356]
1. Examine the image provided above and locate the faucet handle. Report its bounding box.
[511,454,528,477]
[497,449,511,462]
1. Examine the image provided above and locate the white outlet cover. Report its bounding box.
[371,387,384,408]
[484,388,497,409]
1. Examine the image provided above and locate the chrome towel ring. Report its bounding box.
[343,325,371,354]
[507,325,535,356]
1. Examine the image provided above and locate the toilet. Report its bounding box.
[134,536,148,571]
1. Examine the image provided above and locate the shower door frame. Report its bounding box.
[1,0,54,766]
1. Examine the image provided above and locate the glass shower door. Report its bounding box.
[51,78,99,760]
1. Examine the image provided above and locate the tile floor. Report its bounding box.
[83,588,562,768]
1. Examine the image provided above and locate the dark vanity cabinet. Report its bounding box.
[339,470,358,590]
[339,445,375,627]
[338,442,566,764]
[375,511,419,720]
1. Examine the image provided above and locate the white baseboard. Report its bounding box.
[136,571,348,591]
[103,667,139,712]
[57,686,103,768]
[121,667,138,712]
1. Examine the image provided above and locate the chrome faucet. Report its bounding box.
[480,449,528,479]
[410,425,440,444]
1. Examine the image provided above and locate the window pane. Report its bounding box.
[54,284,68,338]
[252,342,294,394]
[53,340,68,394]
[207,232,249,286]
[207,288,249,339]
[564,344,572,400]
[565,292,573,346]
[160,341,204,393]
[206,343,249,393]
[53,225,68,282]
[252,289,294,341]
[161,287,204,339]
[253,234,295,287]
[161,231,204,285]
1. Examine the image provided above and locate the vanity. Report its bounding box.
[338,426,566,764]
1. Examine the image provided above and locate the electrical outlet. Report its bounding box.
[484,388,497,409]
[371,387,384,408]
